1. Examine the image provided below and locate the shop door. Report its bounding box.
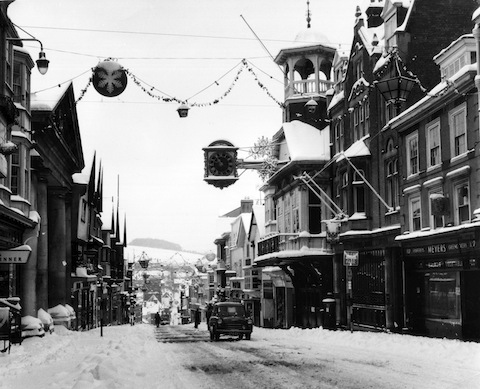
[462,271,480,340]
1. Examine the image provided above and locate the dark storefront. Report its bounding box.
[401,229,480,340]
[283,257,334,329]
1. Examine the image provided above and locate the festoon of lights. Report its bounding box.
[76,58,284,114]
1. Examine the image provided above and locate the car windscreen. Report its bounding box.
[218,305,245,316]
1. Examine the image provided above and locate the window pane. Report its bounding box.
[412,198,421,231]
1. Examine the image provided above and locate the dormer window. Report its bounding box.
[384,15,397,50]
[434,35,476,80]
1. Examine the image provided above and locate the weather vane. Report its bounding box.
[306,0,311,28]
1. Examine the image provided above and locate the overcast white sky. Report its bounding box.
[8,0,361,252]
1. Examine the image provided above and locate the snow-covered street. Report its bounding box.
[1,323,480,389]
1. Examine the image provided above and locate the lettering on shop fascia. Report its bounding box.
[404,240,476,256]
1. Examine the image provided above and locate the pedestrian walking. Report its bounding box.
[130,311,135,326]
[194,308,201,329]
[206,303,213,329]
[154,312,160,328]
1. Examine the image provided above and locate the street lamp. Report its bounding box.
[304,98,318,114]
[7,37,49,75]
[374,49,415,109]
[177,102,190,118]
[138,252,150,269]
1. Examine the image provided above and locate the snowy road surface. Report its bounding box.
[1,322,480,389]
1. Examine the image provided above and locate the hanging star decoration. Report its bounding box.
[92,59,128,97]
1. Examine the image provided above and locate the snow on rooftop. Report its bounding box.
[72,173,89,185]
[336,135,371,162]
[31,82,72,111]
[282,120,330,162]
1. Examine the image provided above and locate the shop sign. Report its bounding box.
[0,245,31,264]
[404,240,476,257]
[344,250,359,266]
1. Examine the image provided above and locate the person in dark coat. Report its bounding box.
[154,312,160,328]
[194,308,201,329]
[206,303,213,330]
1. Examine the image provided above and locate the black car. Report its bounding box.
[208,302,253,341]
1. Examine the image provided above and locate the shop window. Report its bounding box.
[424,272,460,320]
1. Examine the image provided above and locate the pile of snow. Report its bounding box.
[20,315,45,338]
[48,304,71,328]
[37,309,54,334]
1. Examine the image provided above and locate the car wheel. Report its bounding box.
[245,333,251,340]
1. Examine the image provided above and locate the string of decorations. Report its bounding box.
[71,57,284,111]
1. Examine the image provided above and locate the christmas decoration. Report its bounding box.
[92,60,128,97]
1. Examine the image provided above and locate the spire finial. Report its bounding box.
[306,0,311,28]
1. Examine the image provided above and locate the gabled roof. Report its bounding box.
[31,82,72,111]
[248,205,265,241]
[31,82,85,183]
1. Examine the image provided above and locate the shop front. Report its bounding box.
[400,228,480,340]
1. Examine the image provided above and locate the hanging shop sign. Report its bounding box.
[324,219,342,243]
[0,245,31,264]
[92,60,128,97]
[343,250,359,266]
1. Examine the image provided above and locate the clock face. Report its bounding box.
[208,152,235,176]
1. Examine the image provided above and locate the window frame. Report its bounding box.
[428,188,445,229]
[426,119,441,169]
[386,158,399,209]
[406,131,419,177]
[454,179,470,225]
[409,195,422,232]
[352,170,366,214]
[449,103,467,160]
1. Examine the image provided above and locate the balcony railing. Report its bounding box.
[285,79,334,98]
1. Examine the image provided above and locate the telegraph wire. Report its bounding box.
[18,25,352,48]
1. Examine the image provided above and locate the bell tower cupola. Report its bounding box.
[274,0,335,129]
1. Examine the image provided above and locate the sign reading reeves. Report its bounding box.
[0,245,32,264]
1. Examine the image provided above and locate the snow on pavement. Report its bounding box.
[0,323,479,389]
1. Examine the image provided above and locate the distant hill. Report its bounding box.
[129,238,182,251]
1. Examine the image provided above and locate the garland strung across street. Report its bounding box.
[75,58,284,111]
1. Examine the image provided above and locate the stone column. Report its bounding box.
[36,175,49,311]
[65,192,72,306]
[21,223,39,316]
[48,187,67,308]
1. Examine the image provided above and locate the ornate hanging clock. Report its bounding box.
[203,140,238,189]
